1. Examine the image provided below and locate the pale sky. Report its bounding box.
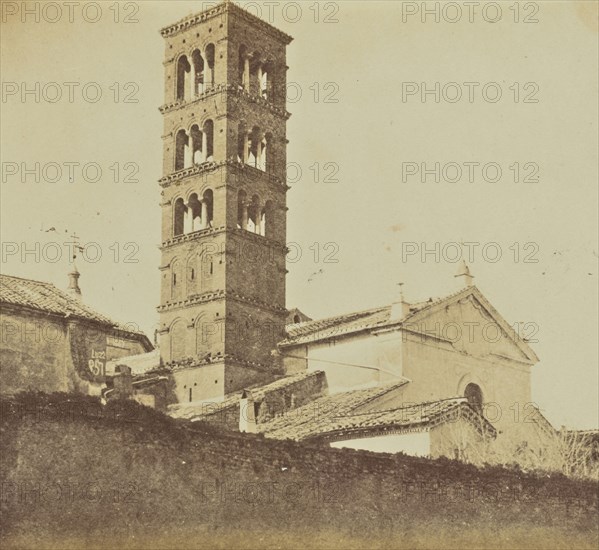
[1,1,597,429]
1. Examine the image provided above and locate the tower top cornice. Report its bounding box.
[160,1,293,45]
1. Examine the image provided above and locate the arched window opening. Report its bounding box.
[205,44,216,90]
[251,52,262,96]
[175,129,191,171]
[464,383,483,413]
[176,55,191,101]
[293,314,301,324]
[261,61,273,100]
[186,193,202,233]
[202,189,214,228]
[237,190,248,229]
[189,124,203,165]
[191,50,204,96]
[247,195,261,234]
[261,132,273,172]
[203,120,214,161]
[248,126,262,169]
[174,198,186,236]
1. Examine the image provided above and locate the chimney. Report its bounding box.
[455,260,474,288]
[239,389,258,433]
[390,283,411,321]
[67,265,82,301]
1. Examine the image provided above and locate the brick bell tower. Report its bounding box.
[157,1,292,403]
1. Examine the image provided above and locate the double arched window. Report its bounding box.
[175,121,214,171]
[173,189,213,237]
[237,190,274,238]
[237,122,273,172]
[238,45,275,100]
[176,44,216,101]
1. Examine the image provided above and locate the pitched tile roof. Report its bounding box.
[0,274,150,341]
[281,287,473,347]
[280,285,539,364]
[258,389,496,442]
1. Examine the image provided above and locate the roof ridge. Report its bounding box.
[0,273,55,286]
[336,396,466,418]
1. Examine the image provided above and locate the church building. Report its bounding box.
[101,1,556,465]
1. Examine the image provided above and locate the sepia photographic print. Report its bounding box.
[1,1,598,548]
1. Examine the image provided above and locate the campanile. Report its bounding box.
[157,1,292,402]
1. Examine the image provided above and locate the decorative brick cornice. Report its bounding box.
[159,1,293,45]
[227,290,287,314]
[159,159,288,192]
[161,226,226,249]
[159,162,221,187]
[157,290,287,315]
[160,226,286,252]
[159,83,291,119]
[157,290,226,312]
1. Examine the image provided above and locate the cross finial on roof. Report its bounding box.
[66,231,83,300]
[397,282,405,301]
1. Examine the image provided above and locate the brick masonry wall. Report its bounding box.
[1,393,597,549]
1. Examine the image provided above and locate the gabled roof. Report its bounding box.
[280,285,539,364]
[259,390,497,442]
[0,274,153,349]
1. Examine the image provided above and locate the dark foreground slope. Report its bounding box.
[1,393,597,550]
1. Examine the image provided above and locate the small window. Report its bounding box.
[464,383,483,412]
[293,314,301,323]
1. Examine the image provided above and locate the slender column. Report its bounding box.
[257,137,264,169]
[201,201,209,229]
[208,64,214,89]
[183,205,192,234]
[241,202,249,230]
[243,56,250,89]
[262,140,268,172]
[190,64,196,98]
[255,207,262,235]
[183,133,192,168]
[243,133,249,164]
[257,64,263,94]
[201,131,208,163]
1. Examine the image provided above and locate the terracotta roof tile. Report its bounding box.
[280,286,481,347]
[259,389,496,441]
[0,274,145,336]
